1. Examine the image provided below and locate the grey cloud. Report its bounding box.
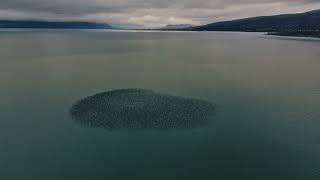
[0,0,320,27]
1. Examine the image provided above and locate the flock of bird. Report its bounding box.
[70,89,215,131]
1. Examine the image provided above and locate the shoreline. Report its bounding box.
[267,31,320,38]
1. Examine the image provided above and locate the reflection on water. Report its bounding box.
[0,30,320,180]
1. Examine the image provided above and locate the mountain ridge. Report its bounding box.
[0,20,113,29]
[187,9,320,32]
[160,24,194,30]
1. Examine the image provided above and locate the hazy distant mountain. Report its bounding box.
[0,20,113,29]
[160,24,194,30]
[188,9,320,32]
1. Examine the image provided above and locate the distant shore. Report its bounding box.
[267,31,320,38]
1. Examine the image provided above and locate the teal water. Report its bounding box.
[0,30,320,180]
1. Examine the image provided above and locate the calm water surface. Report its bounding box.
[0,30,320,180]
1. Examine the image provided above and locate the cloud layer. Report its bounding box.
[1,0,320,27]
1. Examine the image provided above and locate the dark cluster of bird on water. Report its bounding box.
[70,89,215,130]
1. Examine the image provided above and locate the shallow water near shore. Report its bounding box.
[0,30,320,179]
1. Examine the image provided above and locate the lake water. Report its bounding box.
[1,30,320,180]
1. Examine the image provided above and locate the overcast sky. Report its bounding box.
[1,0,320,27]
